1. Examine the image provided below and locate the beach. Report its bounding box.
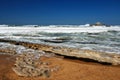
[0,40,120,80]
[0,25,120,80]
[0,0,120,79]
[0,54,120,80]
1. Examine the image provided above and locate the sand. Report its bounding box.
[0,54,120,80]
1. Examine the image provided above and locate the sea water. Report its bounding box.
[0,25,120,54]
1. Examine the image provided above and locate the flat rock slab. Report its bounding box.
[0,39,120,65]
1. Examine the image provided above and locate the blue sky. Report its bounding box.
[0,0,120,25]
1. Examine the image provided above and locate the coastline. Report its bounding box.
[0,39,120,80]
[0,39,120,65]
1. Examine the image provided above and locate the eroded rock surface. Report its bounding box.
[12,53,55,77]
[0,39,120,65]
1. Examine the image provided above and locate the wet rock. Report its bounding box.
[1,39,120,65]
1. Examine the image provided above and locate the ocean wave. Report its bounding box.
[0,25,120,33]
[0,25,120,54]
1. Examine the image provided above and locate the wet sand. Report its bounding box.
[0,54,120,80]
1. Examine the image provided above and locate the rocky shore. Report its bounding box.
[0,39,120,65]
[0,38,120,80]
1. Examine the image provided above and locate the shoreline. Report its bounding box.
[0,39,120,65]
[0,39,120,80]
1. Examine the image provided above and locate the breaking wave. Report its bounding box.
[0,25,120,54]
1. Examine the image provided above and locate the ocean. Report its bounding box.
[0,24,120,54]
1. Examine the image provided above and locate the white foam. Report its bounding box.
[0,42,45,55]
[0,25,120,54]
[0,25,120,34]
